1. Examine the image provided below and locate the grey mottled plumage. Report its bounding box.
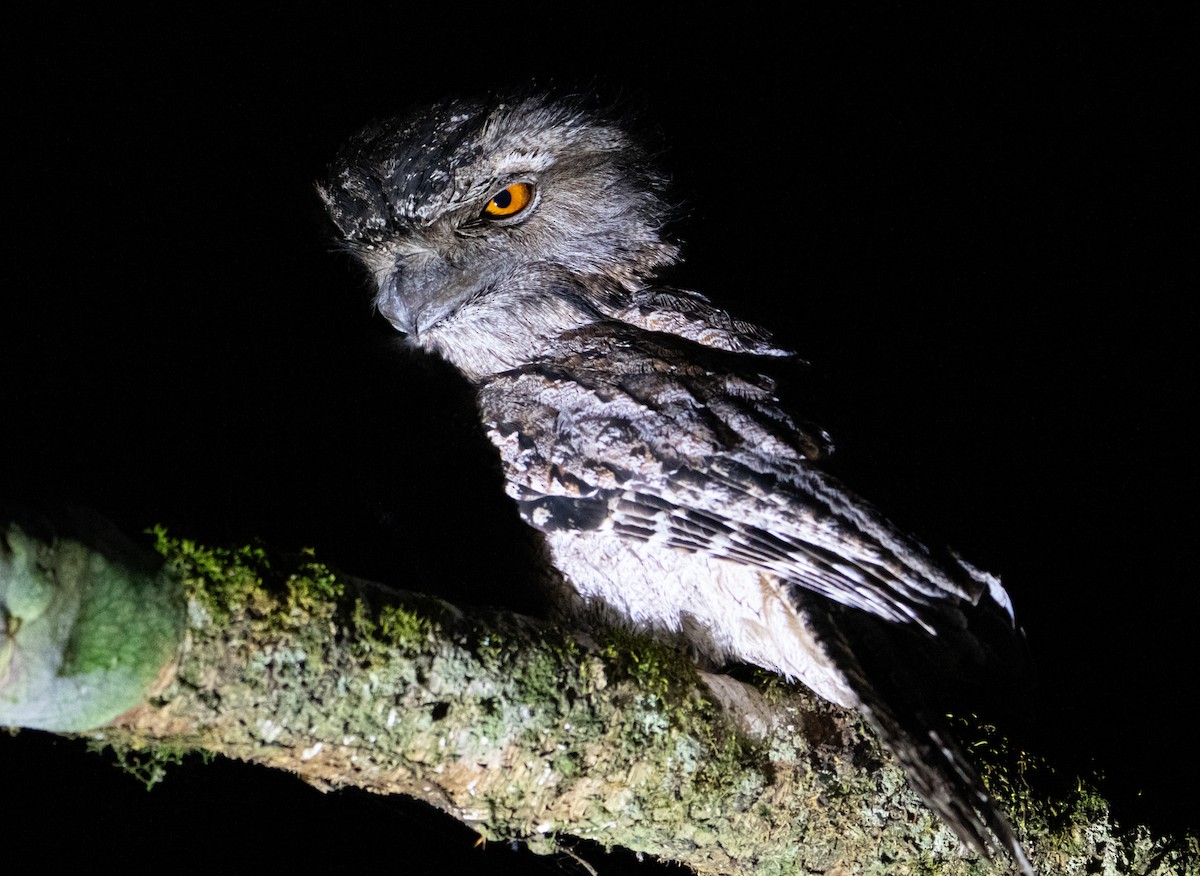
[321,95,1034,874]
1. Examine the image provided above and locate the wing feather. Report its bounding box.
[481,336,992,637]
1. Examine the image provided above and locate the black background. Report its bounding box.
[2,6,1193,871]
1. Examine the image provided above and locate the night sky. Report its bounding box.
[2,7,1193,871]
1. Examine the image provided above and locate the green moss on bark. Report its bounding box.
[4,527,1195,875]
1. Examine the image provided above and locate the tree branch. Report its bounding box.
[1,521,1195,875]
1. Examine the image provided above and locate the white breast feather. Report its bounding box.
[544,529,860,708]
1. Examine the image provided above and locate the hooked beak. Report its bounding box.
[374,272,416,337]
[374,260,489,343]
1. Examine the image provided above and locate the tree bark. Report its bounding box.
[1,520,1195,875]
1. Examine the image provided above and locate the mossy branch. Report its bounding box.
[1,522,1195,875]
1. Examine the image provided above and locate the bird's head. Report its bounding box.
[320,95,681,378]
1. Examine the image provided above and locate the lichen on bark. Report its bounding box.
[2,522,1196,875]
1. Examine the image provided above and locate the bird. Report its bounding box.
[319,94,1035,874]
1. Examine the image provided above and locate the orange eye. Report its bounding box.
[483,182,534,218]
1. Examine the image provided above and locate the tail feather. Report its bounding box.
[802,595,1036,875]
